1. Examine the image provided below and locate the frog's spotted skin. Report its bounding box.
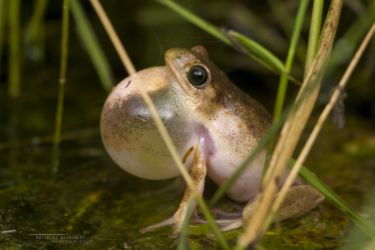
[100,46,323,233]
[101,46,271,200]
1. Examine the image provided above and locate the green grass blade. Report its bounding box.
[156,0,230,45]
[177,199,193,250]
[0,0,6,73]
[273,0,309,122]
[226,31,285,74]
[70,0,113,92]
[24,0,48,61]
[8,0,20,98]
[299,163,375,239]
[196,196,230,249]
[156,0,286,76]
[52,0,70,172]
[305,0,323,75]
[328,1,375,73]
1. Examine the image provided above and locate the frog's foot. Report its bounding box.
[242,184,324,223]
[218,219,243,232]
[141,142,208,237]
[190,217,243,233]
[211,207,242,220]
[273,184,324,221]
[140,216,176,234]
[190,209,243,232]
[140,212,199,237]
[140,210,203,237]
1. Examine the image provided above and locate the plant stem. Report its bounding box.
[90,0,136,75]
[24,0,48,61]
[238,0,343,247]
[70,0,113,91]
[90,1,229,248]
[273,0,309,123]
[52,0,70,172]
[276,24,375,239]
[8,0,20,98]
[156,0,230,45]
[156,0,288,78]
[305,0,323,75]
[0,0,6,73]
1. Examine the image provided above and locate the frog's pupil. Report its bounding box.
[187,65,208,87]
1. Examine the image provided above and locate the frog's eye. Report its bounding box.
[187,65,208,87]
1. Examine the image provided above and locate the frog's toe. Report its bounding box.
[140,217,176,234]
[191,217,243,232]
[217,219,243,232]
[211,208,242,220]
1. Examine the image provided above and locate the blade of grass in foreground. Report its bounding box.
[156,0,285,76]
[90,1,229,248]
[177,199,193,250]
[276,24,375,240]
[273,0,309,123]
[225,31,285,74]
[300,164,375,238]
[71,0,114,92]
[237,1,344,247]
[211,90,375,240]
[305,0,324,75]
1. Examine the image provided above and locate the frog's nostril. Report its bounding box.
[125,80,132,89]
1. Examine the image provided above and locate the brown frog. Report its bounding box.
[100,46,323,235]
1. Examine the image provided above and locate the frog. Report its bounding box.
[100,45,324,236]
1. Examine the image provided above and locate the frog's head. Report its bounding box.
[165,45,232,114]
[100,46,224,180]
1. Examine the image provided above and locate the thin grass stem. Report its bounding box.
[71,0,113,91]
[226,31,285,75]
[274,24,375,239]
[90,0,135,75]
[52,0,70,172]
[237,1,343,248]
[8,0,20,98]
[24,0,48,60]
[305,0,323,75]
[156,0,230,45]
[0,0,6,72]
[156,0,288,78]
[273,0,309,123]
[177,199,193,250]
[89,1,229,248]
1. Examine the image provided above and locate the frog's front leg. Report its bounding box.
[220,185,324,232]
[140,142,207,237]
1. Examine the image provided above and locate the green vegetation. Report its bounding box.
[0,0,374,249]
